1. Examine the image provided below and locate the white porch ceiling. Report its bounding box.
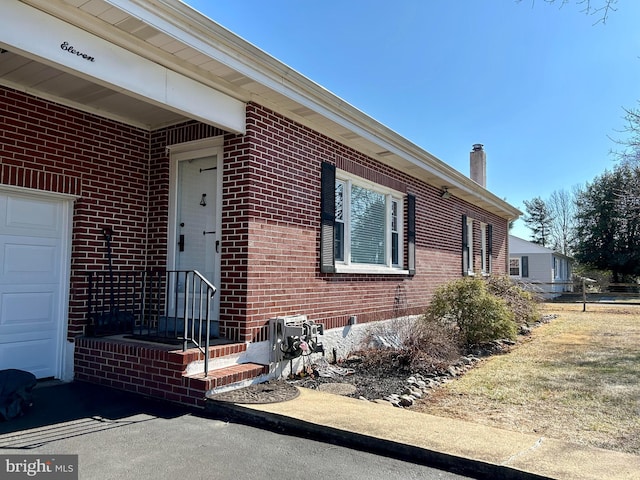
[0,48,187,129]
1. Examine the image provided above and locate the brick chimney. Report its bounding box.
[470,143,486,188]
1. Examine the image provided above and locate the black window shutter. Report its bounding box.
[487,224,493,273]
[487,224,493,255]
[320,162,336,273]
[462,214,468,276]
[407,194,416,275]
[522,256,529,278]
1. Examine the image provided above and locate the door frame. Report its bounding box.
[0,185,76,380]
[167,137,224,320]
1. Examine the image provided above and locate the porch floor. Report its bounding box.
[98,333,235,350]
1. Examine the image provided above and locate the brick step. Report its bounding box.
[168,341,248,366]
[184,362,269,393]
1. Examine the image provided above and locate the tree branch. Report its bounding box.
[516,0,618,24]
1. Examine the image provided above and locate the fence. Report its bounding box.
[515,279,640,311]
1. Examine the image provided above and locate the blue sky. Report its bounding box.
[183,0,640,239]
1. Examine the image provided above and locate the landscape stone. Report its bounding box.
[409,389,422,399]
[399,395,414,407]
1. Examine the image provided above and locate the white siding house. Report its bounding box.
[509,235,573,297]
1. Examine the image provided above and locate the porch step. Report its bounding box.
[185,363,269,393]
[169,341,247,366]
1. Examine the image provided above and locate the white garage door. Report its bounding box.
[0,191,70,379]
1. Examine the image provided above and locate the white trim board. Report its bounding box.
[1,1,246,134]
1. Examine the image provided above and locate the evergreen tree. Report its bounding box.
[523,197,552,247]
[574,163,640,281]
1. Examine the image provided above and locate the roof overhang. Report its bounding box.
[4,0,521,220]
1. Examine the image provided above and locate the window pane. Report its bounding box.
[334,222,344,261]
[391,201,398,232]
[391,200,399,265]
[335,182,345,261]
[350,185,385,264]
[509,259,520,276]
[392,232,399,265]
[335,182,344,221]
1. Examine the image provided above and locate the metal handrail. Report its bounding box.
[87,269,217,376]
[186,270,216,376]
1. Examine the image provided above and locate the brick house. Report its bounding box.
[0,0,520,406]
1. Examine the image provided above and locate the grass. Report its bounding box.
[412,303,640,454]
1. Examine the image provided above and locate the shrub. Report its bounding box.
[423,277,517,347]
[355,316,461,375]
[486,275,540,325]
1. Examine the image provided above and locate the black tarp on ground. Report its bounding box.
[0,369,37,421]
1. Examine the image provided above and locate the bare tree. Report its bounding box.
[523,189,579,254]
[517,0,618,24]
[611,104,640,164]
[547,188,578,256]
[608,104,640,214]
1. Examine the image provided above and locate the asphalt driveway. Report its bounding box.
[0,382,468,480]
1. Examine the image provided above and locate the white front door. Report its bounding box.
[176,155,217,280]
[0,190,71,379]
[169,144,222,324]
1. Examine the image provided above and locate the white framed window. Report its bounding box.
[509,258,521,277]
[510,256,528,278]
[334,171,405,273]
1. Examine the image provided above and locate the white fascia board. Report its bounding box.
[3,1,245,133]
[108,1,519,217]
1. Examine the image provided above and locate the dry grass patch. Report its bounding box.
[413,303,640,454]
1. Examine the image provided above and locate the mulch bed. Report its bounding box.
[207,380,300,404]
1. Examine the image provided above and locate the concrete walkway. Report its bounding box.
[206,387,640,480]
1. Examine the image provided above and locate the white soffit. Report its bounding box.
[2,1,245,134]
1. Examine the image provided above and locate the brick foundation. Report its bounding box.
[73,337,261,407]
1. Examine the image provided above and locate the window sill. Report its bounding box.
[335,265,410,275]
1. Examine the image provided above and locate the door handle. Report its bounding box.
[178,234,185,252]
[215,240,220,253]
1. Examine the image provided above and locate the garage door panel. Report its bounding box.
[0,326,57,342]
[0,289,56,327]
[0,194,61,237]
[0,338,57,379]
[0,239,59,283]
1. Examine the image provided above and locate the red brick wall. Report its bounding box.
[0,86,509,346]
[225,103,509,342]
[0,86,149,337]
